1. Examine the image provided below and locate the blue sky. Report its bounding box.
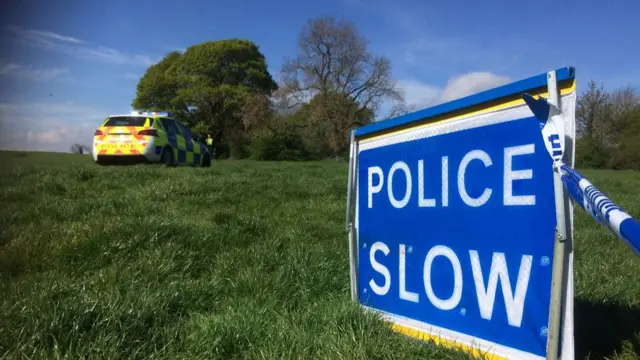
[1,0,639,152]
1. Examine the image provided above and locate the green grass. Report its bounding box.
[0,150,638,359]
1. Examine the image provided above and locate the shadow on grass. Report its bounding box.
[574,297,640,359]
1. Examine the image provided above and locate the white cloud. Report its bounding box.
[0,61,69,81]
[394,71,511,114]
[5,25,158,67]
[397,79,441,108]
[0,101,107,152]
[439,72,511,103]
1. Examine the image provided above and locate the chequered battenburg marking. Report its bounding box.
[168,134,178,148]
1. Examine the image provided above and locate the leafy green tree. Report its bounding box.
[251,91,375,160]
[575,136,611,169]
[132,39,277,158]
[132,51,186,115]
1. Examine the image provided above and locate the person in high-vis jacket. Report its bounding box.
[206,134,214,157]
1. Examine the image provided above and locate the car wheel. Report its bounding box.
[161,147,174,167]
[202,153,211,168]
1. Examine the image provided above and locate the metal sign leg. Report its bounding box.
[346,130,359,302]
[547,164,568,360]
[546,70,568,360]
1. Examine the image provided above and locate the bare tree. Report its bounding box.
[608,86,639,135]
[70,143,91,155]
[576,80,610,139]
[577,81,640,150]
[608,87,640,169]
[380,98,415,120]
[279,16,404,155]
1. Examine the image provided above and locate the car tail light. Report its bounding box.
[137,129,158,137]
[95,129,103,136]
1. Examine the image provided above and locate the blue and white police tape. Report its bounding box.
[522,91,640,256]
[559,164,640,255]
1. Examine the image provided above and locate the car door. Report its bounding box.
[160,117,184,163]
[176,121,203,166]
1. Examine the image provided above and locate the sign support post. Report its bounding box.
[544,70,569,360]
[346,129,359,302]
[547,158,568,360]
[346,129,355,232]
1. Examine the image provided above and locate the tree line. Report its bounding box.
[575,81,640,170]
[132,16,407,161]
[132,15,640,169]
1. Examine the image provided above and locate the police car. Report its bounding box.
[92,111,211,167]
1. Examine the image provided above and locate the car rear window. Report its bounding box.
[103,116,153,127]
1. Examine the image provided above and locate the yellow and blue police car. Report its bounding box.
[92,111,211,167]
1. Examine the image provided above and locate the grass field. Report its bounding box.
[1,150,639,359]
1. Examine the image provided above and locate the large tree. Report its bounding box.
[132,51,186,116]
[132,39,278,158]
[278,16,405,156]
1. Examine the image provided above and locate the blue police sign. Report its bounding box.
[346,67,578,360]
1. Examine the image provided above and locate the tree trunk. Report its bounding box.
[227,129,247,159]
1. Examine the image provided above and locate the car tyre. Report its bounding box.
[161,147,174,167]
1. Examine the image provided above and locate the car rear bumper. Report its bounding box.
[95,154,150,165]
[92,139,161,163]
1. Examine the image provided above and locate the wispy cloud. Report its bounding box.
[79,46,156,66]
[5,25,158,67]
[4,25,84,45]
[0,101,106,152]
[345,1,525,76]
[0,61,69,81]
[401,35,521,74]
[344,0,519,120]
